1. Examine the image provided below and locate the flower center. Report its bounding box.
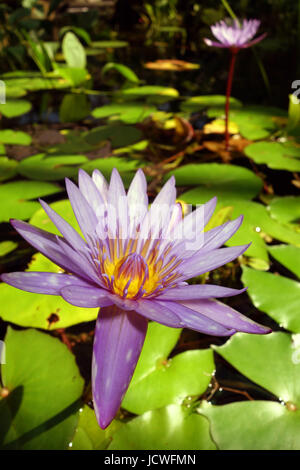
[113,253,149,299]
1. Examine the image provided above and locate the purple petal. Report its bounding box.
[240,33,267,48]
[156,300,235,336]
[92,169,108,203]
[152,176,176,207]
[179,298,271,334]
[202,216,243,251]
[78,169,105,215]
[204,38,229,48]
[65,178,98,244]
[92,306,148,429]
[135,298,182,327]
[155,284,247,301]
[11,219,87,279]
[39,199,87,254]
[127,169,148,237]
[1,271,93,295]
[180,244,250,280]
[60,285,112,307]
[171,197,217,245]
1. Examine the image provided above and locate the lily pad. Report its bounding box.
[123,323,214,414]
[109,404,216,450]
[83,124,143,148]
[268,245,300,278]
[62,32,86,69]
[181,95,242,112]
[241,266,300,332]
[0,99,32,118]
[0,130,32,146]
[115,86,179,104]
[0,157,18,182]
[92,102,156,124]
[0,241,18,257]
[71,406,122,450]
[0,253,98,329]
[0,327,84,449]
[18,153,88,180]
[245,142,300,172]
[200,400,300,450]
[168,163,263,201]
[0,180,61,223]
[208,106,287,140]
[268,196,300,228]
[199,331,300,449]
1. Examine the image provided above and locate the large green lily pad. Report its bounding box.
[200,400,300,450]
[199,332,300,450]
[208,106,287,140]
[71,406,122,450]
[0,157,18,182]
[168,163,263,201]
[18,153,88,180]
[92,102,156,124]
[245,142,300,172]
[0,327,84,449]
[0,180,61,223]
[241,266,300,332]
[268,244,300,278]
[0,130,32,146]
[109,404,216,450]
[123,322,215,414]
[0,99,32,118]
[268,196,300,229]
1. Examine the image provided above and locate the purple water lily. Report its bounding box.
[204,19,266,150]
[1,168,271,429]
[204,19,266,50]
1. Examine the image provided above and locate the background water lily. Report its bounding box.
[1,168,271,429]
[204,19,266,150]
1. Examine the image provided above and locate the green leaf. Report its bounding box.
[0,180,61,223]
[268,244,300,278]
[62,32,86,69]
[115,86,179,104]
[214,331,300,405]
[180,94,242,112]
[83,124,143,148]
[122,323,214,415]
[102,63,139,83]
[170,163,263,201]
[0,99,32,118]
[241,266,300,332]
[0,130,32,145]
[59,94,91,123]
[91,40,128,49]
[92,102,155,124]
[55,66,88,87]
[18,153,88,180]
[0,157,18,182]
[0,253,98,329]
[268,196,300,228]
[208,106,287,140]
[244,142,300,172]
[109,404,216,450]
[71,406,122,450]
[200,400,300,450]
[0,327,84,449]
[0,241,18,257]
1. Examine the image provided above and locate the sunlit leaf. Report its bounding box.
[0,327,84,449]
[241,267,300,332]
[109,404,216,450]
